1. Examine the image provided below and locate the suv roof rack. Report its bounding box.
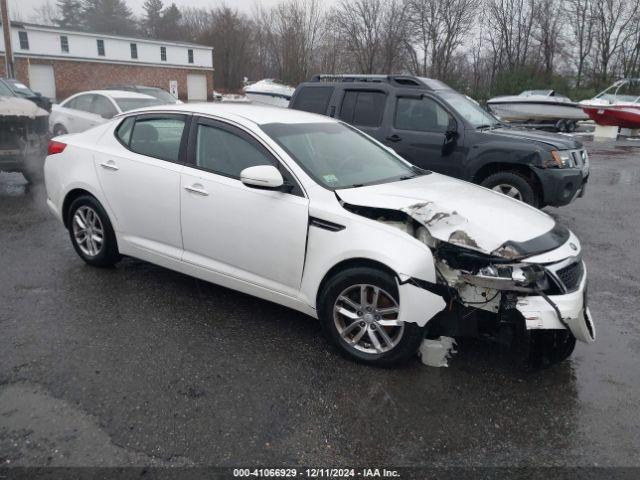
[309,74,451,91]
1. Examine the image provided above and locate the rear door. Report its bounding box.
[180,117,309,296]
[93,114,188,259]
[336,88,388,141]
[384,93,465,177]
[60,94,104,133]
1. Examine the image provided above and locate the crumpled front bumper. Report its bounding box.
[515,266,595,343]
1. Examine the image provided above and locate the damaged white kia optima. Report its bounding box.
[44,104,595,368]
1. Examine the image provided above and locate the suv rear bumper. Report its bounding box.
[537,168,587,207]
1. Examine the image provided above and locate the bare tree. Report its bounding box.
[592,0,640,85]
[30,0,58,25]
[532,0,562,77]
[406,0,478,80]
[485,0,536,70]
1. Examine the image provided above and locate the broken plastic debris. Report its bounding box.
[419,336,457,367]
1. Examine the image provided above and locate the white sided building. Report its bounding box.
[0,21,214,102]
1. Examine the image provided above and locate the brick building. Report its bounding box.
[0,21,214,102]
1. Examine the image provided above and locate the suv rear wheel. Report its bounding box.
[318,267,425,367]
[481,171,538,207]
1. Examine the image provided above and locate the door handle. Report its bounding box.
[386,134,402,143]
[184,184,209,196]
[99,160,119,171]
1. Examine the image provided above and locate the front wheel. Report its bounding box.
[318,267,425,367]
[481,171,538,207]
[67,195,121,267]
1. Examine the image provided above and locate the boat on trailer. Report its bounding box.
[487,90,588,132]
[579,79,640,129]
[243,79,295,108]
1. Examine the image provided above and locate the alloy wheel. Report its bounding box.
[333,284,404,354]
[492,184,523,201]
[72,206,104,257]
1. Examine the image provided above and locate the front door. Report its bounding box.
[384,94,465,178]
[180,117,309,296]
[93,114,188,259]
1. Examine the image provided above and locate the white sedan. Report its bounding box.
[49,90,164,136]
[43,104,595,367]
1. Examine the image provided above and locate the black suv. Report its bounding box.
[289,75,589,207]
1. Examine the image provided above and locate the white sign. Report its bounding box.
[169,80,178,99]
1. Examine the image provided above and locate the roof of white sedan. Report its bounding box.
[73,90,157,100]
[127,102,334,125]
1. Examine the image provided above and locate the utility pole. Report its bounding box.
[1,0,15,78]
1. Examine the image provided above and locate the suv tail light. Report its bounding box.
[48,140,67,156]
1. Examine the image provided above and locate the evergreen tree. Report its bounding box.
[157,3,182,40]
[56,0,84,28]
[82,0,136,35]
[143,0,163,37]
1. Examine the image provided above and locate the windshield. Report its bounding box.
[139,87,178,104]
[6,80,37,97]
[0,81,13,97]
[114,97,165,112]
[261,122,419,189]
[439,91,500,128]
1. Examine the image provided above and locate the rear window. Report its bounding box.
[115,117,135,146]
[291,86,334,115]
[114,97,164,112]
[339,90,386,127]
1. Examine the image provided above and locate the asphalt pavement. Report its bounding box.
[1,137,640,468]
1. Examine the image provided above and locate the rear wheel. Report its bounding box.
[67,195,121,267]
[318,267,425,367]
[481,171,538,207]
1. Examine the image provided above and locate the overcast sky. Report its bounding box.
[9,0,335,19]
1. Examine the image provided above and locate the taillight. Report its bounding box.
[48,140,67,156]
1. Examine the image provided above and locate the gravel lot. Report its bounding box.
[1,136,639,468]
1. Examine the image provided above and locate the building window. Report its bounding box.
[130,43,138,59]
[188,49,194,64]
[97,39,105,56]
[60,36,69,53]
[160,46,167,61]
[18,31,29,50]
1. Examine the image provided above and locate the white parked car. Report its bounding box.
[44,104,595,367]
[49,90,164,136]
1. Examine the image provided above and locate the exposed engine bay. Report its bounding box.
[341,200,595,367]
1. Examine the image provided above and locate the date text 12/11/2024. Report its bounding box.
[233,468,401,478]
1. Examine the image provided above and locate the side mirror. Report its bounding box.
[240,165,284,189]
[446,117,458,136]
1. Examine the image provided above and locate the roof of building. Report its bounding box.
[8,21,213,50]
[124,103,334,126]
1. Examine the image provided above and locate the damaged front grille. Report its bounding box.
[556,261,584,291]
[546,258,584,293]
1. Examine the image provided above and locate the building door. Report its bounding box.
[187,74,207,101]
[28,64,56,101]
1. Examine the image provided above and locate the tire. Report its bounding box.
[513,329,576,371]
[480,171,538,207]
[318,267,425,367]
[66,195,121,268]
[53,124,68,137]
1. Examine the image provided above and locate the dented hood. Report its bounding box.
[336,173,558,256]
[0,96,49,118]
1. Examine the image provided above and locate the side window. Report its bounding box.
[195,123,273,178]
[291,86,334,115]
[67,94,95,113]
[115,117,135,146]
[92,95,118,119]
[129,117,186,162]
[394,97,451,133]
[339,90,386,127]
